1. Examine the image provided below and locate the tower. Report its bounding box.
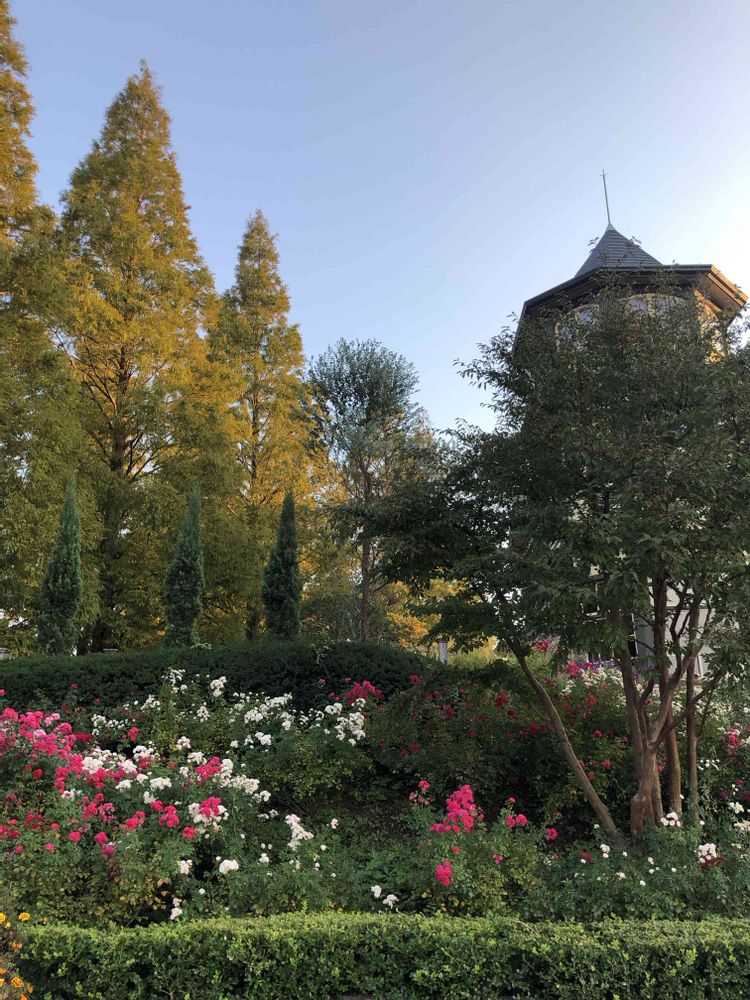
[520,222,746,325]
[517,219,747,674]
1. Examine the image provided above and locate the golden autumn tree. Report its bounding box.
[0,0,83,651]
[210,210,320,637]
[58,63,237,650]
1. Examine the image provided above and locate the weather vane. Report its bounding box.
[601,169,611,225]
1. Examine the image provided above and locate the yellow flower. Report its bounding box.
[11,977,23,987]
[18,913,30,922]
[0,912,5,921]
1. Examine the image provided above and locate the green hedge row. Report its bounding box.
[20,913,750,1000]
[0,639,433,709]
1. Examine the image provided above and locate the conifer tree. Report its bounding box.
[164,490,204,647]
[210,211,315,636]
[58,63,232,650]
[261,490,302,639]
[0,0,82,651]
[37,481,82,654]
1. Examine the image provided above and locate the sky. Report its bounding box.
[15,0,750,431]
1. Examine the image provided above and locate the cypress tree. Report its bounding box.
[261,490,302,639]
[37,481,83,654]
[164,490,204,647]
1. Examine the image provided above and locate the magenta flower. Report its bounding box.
[435,860,453,886]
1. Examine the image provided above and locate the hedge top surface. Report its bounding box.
[21,913,750,1000]
[0,638,436,709]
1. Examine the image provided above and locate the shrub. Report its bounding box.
[0,639,434,710]
[20,913,750,999]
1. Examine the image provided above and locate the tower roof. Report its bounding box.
[574,223,662,277]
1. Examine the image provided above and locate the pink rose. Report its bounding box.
[435,860,453,886]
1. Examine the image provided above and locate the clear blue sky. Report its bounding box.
[15,0,750,430]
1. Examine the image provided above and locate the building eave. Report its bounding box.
[519,263,746,326]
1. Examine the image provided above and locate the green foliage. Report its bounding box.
[308,338,433,640]
[0,639,433,709]
[19,913,750,999]
[164,490,205,647]
[37,481,82,654]
[261,490,302,639]
[380,283,750,832]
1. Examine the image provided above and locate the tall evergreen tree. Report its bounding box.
[0,0,83,652]
[164,490,204,647]
[37,481,82,654]
[58,63,234,650]
[261,490,302,639]
[209,211,317,637]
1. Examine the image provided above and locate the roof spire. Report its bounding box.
[601,169,611,226]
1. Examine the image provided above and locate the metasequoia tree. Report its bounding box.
[0,0,82,649]
[380,283,750,837]
[57,63,230,650]
[209,211,314,638]
[308,339,429,640]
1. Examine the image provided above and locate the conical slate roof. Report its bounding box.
[574,223,661,277]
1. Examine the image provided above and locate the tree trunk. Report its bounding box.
[664,709,682,815]
[686,664,699,822]
[631,747,660,836]
[652,576,682,815]
[514,647,621,841]
[359,535,372,641]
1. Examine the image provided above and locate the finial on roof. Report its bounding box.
[601,169,612,225]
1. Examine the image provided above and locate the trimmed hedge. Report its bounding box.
[20,913,750,999]
[0,639,434,709]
